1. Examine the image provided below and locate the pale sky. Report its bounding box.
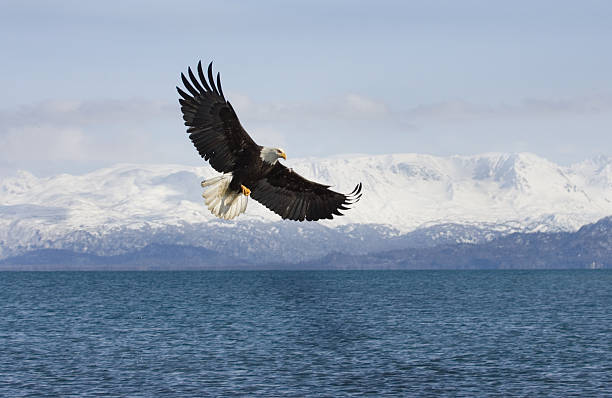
[1,0,611,176]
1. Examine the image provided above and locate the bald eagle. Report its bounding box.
[177,61,362,221]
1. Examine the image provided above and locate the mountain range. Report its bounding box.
[1,152,610,269]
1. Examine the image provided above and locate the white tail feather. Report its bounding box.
[200,173,248,220]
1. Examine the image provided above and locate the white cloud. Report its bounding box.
[0,99,176,131]
[227,91,390,122]
[2,126,87,162]
[404,94,612,124]
[343,94,389,117]
[0,93,610,175]
[0,99,186,174]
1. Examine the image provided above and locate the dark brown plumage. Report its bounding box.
[177,61,362,221]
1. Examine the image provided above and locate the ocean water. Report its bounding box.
[0,270,610,397]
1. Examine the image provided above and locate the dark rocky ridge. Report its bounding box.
[2,217,609,270]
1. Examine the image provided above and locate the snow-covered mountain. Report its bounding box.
[1,152,611,262]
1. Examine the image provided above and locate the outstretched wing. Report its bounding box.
[177,61,259,173]
[251,163,362,221]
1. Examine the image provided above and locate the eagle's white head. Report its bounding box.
[260,147,287,164]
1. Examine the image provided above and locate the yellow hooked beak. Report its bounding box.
[280,151,287,160]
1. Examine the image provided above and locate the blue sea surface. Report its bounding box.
[1,270,611,397]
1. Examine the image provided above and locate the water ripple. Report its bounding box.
[1,270,611,396]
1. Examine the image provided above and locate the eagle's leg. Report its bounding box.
[241,185,251,196]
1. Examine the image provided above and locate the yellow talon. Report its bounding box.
[241,185,251,196]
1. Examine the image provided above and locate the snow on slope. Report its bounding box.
[0,152,611,256]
